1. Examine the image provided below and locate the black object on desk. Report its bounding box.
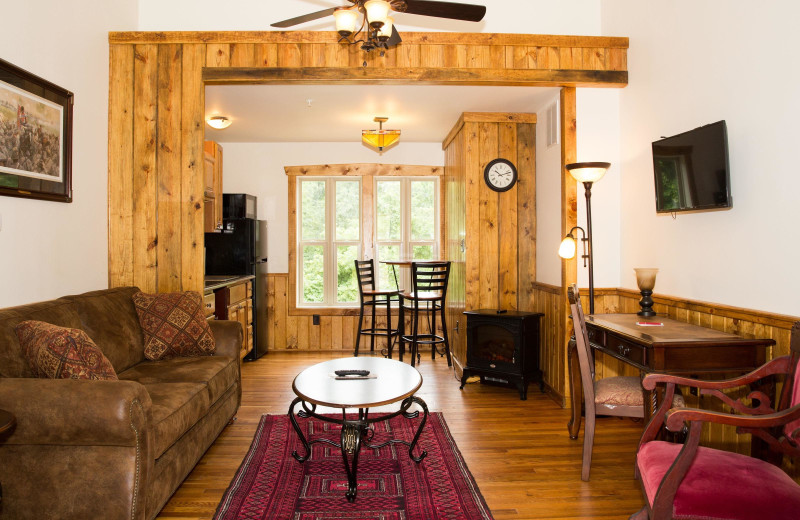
[460,310,544,400]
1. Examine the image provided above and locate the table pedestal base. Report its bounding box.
[288,395,429,502]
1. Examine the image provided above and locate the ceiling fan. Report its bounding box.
[271,1,486,53]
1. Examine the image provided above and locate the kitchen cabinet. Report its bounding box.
[213,279,252,359]
[203,140,223,233]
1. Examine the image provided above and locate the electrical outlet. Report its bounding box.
[313,314,320,325]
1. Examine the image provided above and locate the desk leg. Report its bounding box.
[567,338,583,440]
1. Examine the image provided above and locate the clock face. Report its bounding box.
[484,159,517,192]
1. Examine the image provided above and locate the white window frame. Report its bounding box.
[297,177,362,307]
[373,176,440,291]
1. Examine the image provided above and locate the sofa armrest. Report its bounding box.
[210,319,243,360]
[0,378,152,446]
[0,378,153,520]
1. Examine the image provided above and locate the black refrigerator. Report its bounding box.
[205,205,268,360]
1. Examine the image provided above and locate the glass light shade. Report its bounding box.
[362,129,401,151]
[558,236,577,259]
[566,162,610,183]
[206,116,231,130]
[634,268,659,291]
[333,7,358,35]
[364,0,390,28]
[377,16,394,39]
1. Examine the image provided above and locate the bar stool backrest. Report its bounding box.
[411,261,451,298]
[355,259,377,296]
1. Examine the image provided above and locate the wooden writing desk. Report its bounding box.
[568,314,774,439]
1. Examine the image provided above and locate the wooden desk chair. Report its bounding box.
[353,259,400,357]
[630,321,800,520]
[567,284,683,481]
[399,261,452,368]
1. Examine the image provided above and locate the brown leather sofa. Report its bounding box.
[0,287,242,520]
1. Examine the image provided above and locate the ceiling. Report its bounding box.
[204,84,558,143]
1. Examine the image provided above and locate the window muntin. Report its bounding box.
[298,178,361,306]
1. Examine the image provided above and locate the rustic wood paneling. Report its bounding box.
[108,45,135,288]
[108,32,628,294]
[560,87,578,396]
[132,44,158,293]
[443,113,537,368]
[156,44,183,292]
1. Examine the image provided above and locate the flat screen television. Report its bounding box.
[652,120,731,213]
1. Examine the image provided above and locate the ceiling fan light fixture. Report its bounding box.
[377,15,394,41]
[362,116,400,152]
[207,116,232,130]
[333,7,358,37]
[364,0,391,29]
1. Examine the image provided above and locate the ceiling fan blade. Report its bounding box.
[270,7,339,28]
[387,25,403,46]
[402,0,486,22]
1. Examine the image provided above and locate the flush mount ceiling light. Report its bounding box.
[206,116,232,130]
[362,116,400,152]
[271,1,486,55]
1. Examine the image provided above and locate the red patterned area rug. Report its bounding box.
[214,412,494,520]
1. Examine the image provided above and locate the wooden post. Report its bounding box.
[560,87,577,400]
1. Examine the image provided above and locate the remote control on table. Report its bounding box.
[335,369,370,377]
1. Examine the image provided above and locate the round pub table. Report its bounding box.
[288,357,428,502]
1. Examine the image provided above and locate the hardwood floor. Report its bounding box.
[157,351,646,519]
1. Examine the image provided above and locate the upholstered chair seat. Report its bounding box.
[638,440,800,520]
[595,376,685,410]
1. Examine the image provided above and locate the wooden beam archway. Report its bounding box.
[107,30,627,397]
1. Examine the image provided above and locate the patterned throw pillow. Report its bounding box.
[131,291,216,361]
[15,321,118,380]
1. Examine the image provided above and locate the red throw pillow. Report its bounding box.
[132,291,216,361]
[15,321,118,380]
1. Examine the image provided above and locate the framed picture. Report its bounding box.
[0,58,73,202]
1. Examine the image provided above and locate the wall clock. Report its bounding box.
[484,158,517,192]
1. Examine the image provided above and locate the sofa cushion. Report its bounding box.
[15,321,118,380]
[0,299,84,378]
[142,382,210,459]
[638,440,800,519]
[118,356,237,406]
[131,291,216,361]
[66,287,146,374]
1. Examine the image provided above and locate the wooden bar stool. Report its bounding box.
[399,261,452,367]
[353,259,401,357]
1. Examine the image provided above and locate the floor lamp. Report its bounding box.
[558,162,610,315]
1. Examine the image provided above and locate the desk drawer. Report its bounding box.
[606,333,646,365]
[586,326,605,345]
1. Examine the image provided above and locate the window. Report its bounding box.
[375,178,438,291]
[298,178,361,306]
[294,172,439,309]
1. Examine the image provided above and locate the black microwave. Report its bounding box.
[223,193,257,220]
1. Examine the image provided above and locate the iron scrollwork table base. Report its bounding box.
[287,357,429,502]
[288,395,429,502]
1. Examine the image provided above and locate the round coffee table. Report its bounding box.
[288,357,429,502]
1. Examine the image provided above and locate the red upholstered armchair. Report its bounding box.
[631,321,800,520]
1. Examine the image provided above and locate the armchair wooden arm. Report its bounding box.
[665,402,800,432]
[642,355,792,391]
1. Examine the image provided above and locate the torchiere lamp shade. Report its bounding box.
[566,162,610,183]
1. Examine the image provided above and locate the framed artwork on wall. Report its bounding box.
[0,57,73,202]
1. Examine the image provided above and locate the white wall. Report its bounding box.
[535,94,563,286]
[602,0,800,316]
[0,0,138,307]
[576,89,621,290]
[139,0,602,35]
[220,141,444,273]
